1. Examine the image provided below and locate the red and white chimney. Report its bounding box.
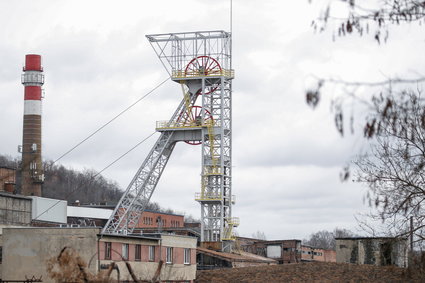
[21,54,44,196]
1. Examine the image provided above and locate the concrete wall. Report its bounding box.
[2,227,99,281]
[1,227,197,282]
[336,238,408,267]
[0,194,31,226]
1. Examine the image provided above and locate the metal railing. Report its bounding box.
[195,192,223,201]
[172,69,234,79]
[226,217,240,227]
[156,119,218,130]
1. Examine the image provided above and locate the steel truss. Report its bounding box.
[102,31,236,252]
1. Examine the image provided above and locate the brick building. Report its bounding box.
[237,237,301,264]
[301,245,336,262]
[137,209,184,229]
[2,227,197,282]
[0,167,16,193]
[67,205,200,238]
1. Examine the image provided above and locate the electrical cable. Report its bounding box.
[53,76,169,164]
[32,76,170,221]
[33,131,157,221]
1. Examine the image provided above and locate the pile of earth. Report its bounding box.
[196,261,423,282]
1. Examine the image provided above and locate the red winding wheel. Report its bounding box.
[185,56,222,94]
[185,56,222,76]
[179,106,213,145]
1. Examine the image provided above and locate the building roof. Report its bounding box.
[335,237,408,240]
[263,239,301,245]
[0,192,31,200]
[197,247,276,263]
[0,166,16,170]
[99,233,161,241]
[76,204,184,217]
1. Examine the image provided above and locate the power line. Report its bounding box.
[53,76,170,164]
[33,76,170,221]
[33,131,157,221]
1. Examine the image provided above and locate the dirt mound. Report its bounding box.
[196,262,421,282]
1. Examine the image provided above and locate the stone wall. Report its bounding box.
[336,237,408,267]
[2,227,99,282]
[0,193,31,226]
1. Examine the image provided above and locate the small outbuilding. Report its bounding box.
[336,237,409,267]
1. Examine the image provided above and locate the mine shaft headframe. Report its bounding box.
[146,30,232,79]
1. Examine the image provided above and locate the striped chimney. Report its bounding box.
[21,54,44,196]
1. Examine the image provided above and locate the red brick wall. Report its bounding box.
[175,247,183,263]
[324,250,336,262]
[301,246,336,262]
[112,242,124,260]
[191,248,196,264]
[136,211,184,229]
[99,241,197,267]
[99,242,161,262]
[141,245,149,262]
[0,167,15,191]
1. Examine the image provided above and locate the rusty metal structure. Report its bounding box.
[21,54,44,196]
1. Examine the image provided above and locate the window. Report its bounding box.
[104,242,111,260]
[149,246,155,261]
[135,244,141,261]
[0,246,2,263]
[166,247,173,264]
[122,243,129,260]
[184,248,191,264]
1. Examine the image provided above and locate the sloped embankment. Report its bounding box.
[196,262,422,282]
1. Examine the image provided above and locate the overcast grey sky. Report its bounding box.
[1,0,424,240]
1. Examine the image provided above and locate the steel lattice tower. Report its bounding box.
[102,31,237,252]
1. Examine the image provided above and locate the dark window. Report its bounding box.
[105,242,111,260]
[135,244,141,261]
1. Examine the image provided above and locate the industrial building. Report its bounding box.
[238,237,302,263]
[336,237,409,267]
[237,237,336,264]
[301,245,336,262]
[0,29,338,281]
[2,227,197,282]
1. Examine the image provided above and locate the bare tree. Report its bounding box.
[304,227,355,250]
[307,0,425,140]
[251,230,267,240]
[354,91,425,245]
[312,0,425,43]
